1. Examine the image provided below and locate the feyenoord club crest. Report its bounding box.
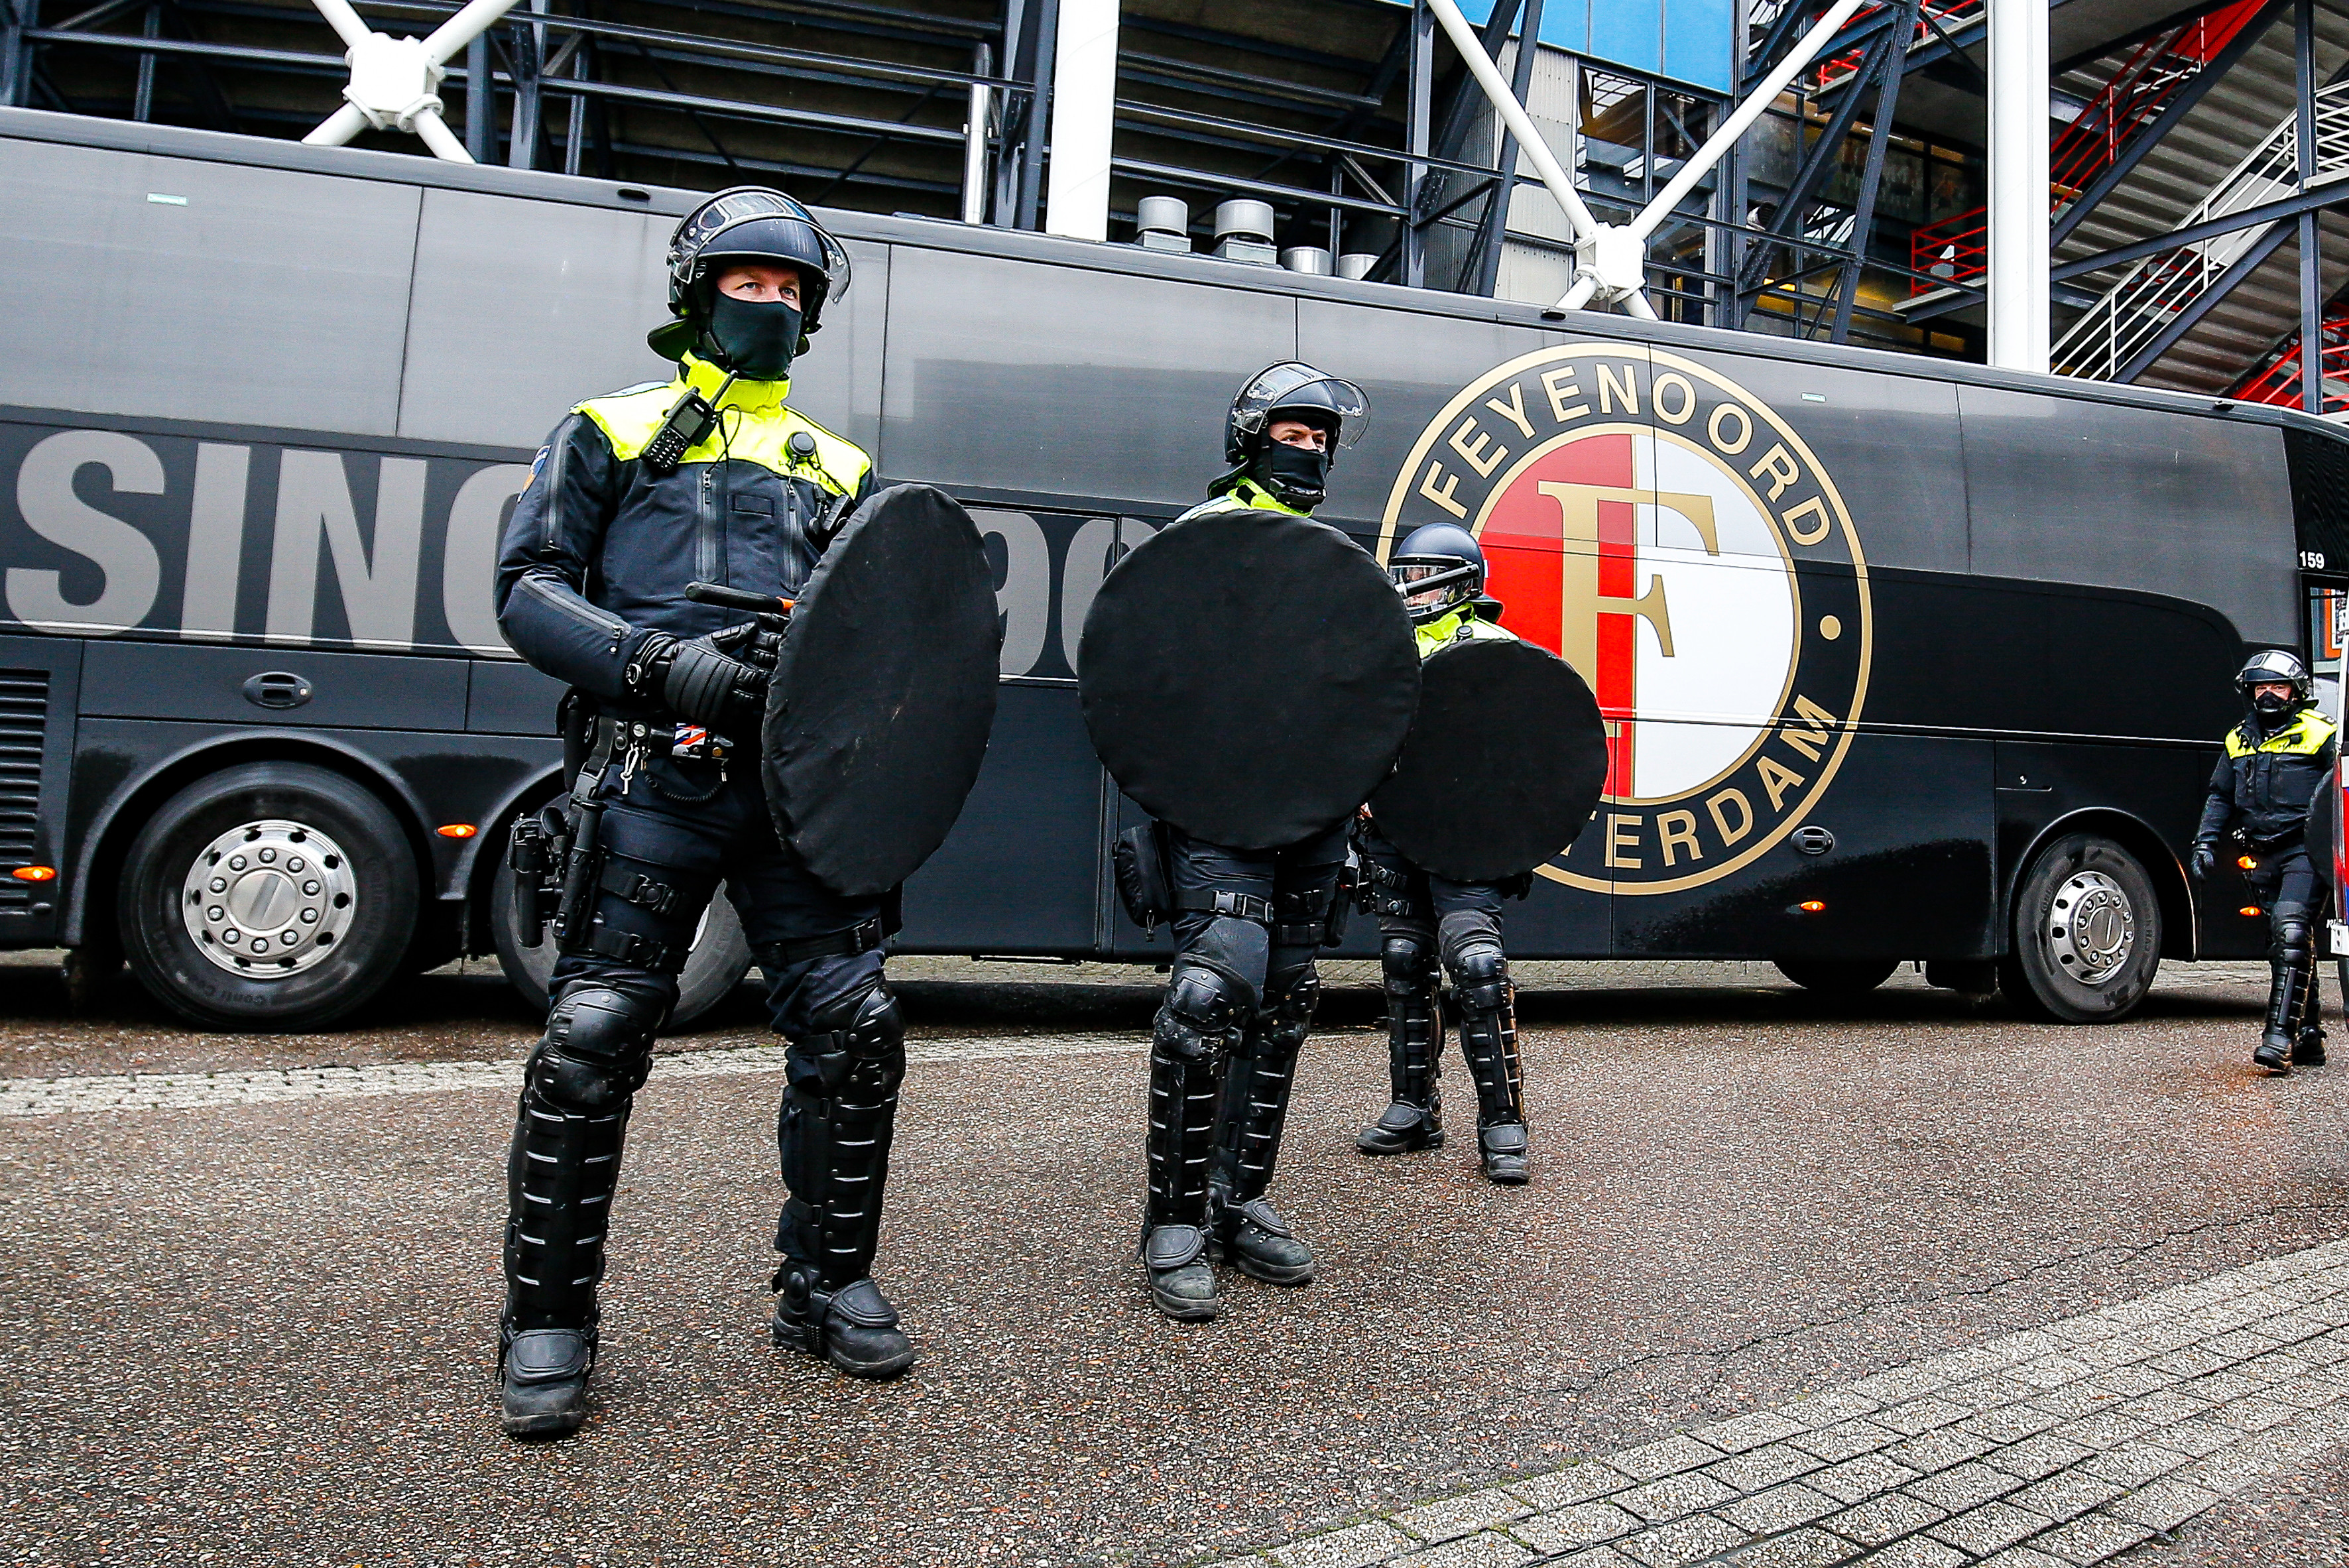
[1378,345,1872,896]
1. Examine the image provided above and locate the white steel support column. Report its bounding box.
[1044,0,1118,242]
[1988,0,2050,372]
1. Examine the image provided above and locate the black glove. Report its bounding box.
[2190,845,2216,881]
[626,631,766,729]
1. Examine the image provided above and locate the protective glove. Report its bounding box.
[2190,845,2216,881]
[626,631,766,730]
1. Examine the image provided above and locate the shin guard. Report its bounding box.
[1146,961,1246,1231]
[774,979,906,1290]
[1213,966,1319,1207]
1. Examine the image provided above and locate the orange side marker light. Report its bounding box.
[10,866,56,881]
[2238,855,2258,871]
[1798,900,1827,913]
[436,823,479,839]
[2241,906,2264,917]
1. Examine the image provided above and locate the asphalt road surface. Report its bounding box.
[1,955,2345,1567]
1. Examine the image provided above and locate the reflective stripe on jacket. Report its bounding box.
[494,352,874,705]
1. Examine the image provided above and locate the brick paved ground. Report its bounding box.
[1202,1240,2349,1568]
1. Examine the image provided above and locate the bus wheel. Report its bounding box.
[2000,833,2161,1024]
[489,850,753,1030]
[1772,957,1899,994]
[119,762,419,1031]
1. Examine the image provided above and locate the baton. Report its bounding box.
[686,581,794,615]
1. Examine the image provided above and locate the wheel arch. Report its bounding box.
[2006,808,2196,962]
[66,733,440,949]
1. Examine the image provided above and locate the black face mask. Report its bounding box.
[1252,439,1331,511]
[2253,690,2295,719]
[705,294,803,381]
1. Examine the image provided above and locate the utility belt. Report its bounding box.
[1111,821,1353,948]
[509,696,894,973]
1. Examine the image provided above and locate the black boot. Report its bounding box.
[499,983,658,1440]
[1142,962,1238,1321]
[2295,957,2327,1065]
[1445,920,1529,1185]
[772,1262,914,1378]
[1359,934,1444,1155]
[1209,968,1318,1285]
[2258,920,2315,1074]
[772,981,916,1377]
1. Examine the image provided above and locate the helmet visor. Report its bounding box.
[1231,362,1369,450]
[1390,558,1469,611]
[678,188,851,300]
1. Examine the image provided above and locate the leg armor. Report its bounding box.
[772,976,916,1378]
[501,978,662,1437]
[1209,962,1319,1285]
[1359,932,1444,1156]
[1441,911,1528,1184]
[2297,955,2328,1066]
[2259,910,2316,1072]
[1140,953,1250,1320]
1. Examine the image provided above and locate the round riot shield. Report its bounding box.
[1368,636,1607,882]
[762,484,1000,897]
[1079,507,1418,850]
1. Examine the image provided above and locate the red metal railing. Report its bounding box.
[2230,307,2349,412]
[1906,0,2266,294]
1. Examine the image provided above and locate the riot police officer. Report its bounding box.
[1140,363,1371,1323]
[1354,524,1531,1183]
[492,188,910,1439]
[2192,649,2338,1074]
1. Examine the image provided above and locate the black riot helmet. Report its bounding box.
[1389,522,1486,624]
[648,186,851,369]
[2238,648,2315,720]
[1215,361,1369,511]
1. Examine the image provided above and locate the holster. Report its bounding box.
[1113,821,1176,930]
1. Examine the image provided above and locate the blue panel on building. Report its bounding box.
[1407,0,1728,93]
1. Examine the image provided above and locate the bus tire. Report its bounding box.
[1772,957,1899,994]
[118,762,420,1031]
[489,851,753,1030]
[2000,832,2161,1024]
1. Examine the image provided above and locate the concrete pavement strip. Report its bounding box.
[1205,1236,2349,1568]
[0,1032,1144,1116]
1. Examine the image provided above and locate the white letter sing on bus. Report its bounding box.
[268,451,427,648]
[441,463,533,655]
[6,429,164,635]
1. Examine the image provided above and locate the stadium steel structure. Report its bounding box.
[1,0,2345,400]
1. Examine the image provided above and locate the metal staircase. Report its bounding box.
[2049,8,2349,392]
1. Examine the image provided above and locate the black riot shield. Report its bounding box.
[1368,636,1608,883]
[761,484,1000,898]
[1079,507,1419,851]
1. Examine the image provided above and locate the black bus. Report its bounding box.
[5,105,2346,1031]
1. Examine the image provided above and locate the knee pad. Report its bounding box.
[2273,916,2314,967]
[529,985,660,1111]
[1189,914,1269,993]
[1264,962,1320,1027]
[1381,933,1435,995]
[805,980,904,1097]
[1156,961,1248,1062]
[1439,914,1510,1012]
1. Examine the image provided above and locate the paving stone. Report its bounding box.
[1705,1444,1823,1493]
[1271,1521,1417,1568]
[1924,1500,2054,1555]
[1975,1549,2069,1568]
[1691,1411,1809,1454]
[2204,1395,2299,1433]
[1852,1537,1966,1568]
[2177,1444,2277,1494]
[1882,1429,1993,1475]
[2027,1513,2154,1564]
[2115,1388,2207,1425]
[1937,1375,2036,1413]
[1549,1551,1638,1568]
[2202,1328,2287,1358]
[1725,1529,1859,1567]
[1809,1455,1925,1506]
[2076,1441,2190,1488]
[1508,1463,1634,1510]
[2004,1472,2124,1525]
[1792,1420,1901,1463]
[1848,1368,1953,1404]
[1779,1389,1882,1425]
[2263,1373,2347,1410]
[1508,1504,1640,1555]
[2144,1348,2228,1378]
[1957,1405,2061,1445]
[1874,1399,1970,1437]
[1715,1482,1837,1534]
[2045,1411,2151,1452]
[1984,1435,2094,1482]
[1821,1492,1948,1548]
[1615,1514,1748,1567]
[1392,1488,1531,1543]
[2022,1386,2118,1422]
[1606,1435,1728,1483]
[2100,1477,2224,1532]
[1614,1473,1737,1524]
[2082,1364,2172,1398]
[1980,1331,2068,1365]
[1391,1530,1534,1568]
[2139,1418,2232,1457]
[1901,1460,2018,1512]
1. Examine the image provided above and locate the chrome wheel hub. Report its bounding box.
[182,819,356,978]
[2046,869,2135,986]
